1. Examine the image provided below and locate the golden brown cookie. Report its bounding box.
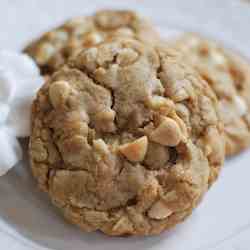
[173,33,250,156]
[29,37,224,236]
[24,10,160,75]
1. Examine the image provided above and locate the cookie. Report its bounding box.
[29,37,224,236]
[24,10,160,75]
[173,33,250,156]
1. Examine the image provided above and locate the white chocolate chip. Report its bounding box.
[233,95,247,116]
[47,30,69,44]
[94,109,116,132]
[170,113,188,142]
[112,216,133,234]
[83,32,103,46]
[147,96,174,115]
[163,190,178,202]
[36,43,56,65]
[210,50,227,66]
[148,200,172,220]
[150,117,182,146]
[93,139,109,155]
[119,136,148,162]
[49,80,71,108]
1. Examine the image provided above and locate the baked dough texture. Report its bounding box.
[29,37,224,236]
[173,33,250,156]
[24,10,160,75]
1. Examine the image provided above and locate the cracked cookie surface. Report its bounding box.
[173,33,250,156]
[29,37,224,236]
[24,9,160,75]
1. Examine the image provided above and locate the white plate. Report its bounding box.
[0,1,250,250]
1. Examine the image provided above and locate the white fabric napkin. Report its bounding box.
[0,51,43,176]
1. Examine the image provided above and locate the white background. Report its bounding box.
[0,1,250,250]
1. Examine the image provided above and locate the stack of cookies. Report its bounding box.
[26,10,250,236]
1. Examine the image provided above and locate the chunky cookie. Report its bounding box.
[24,10,160,75]
[29,38,224,236]
[173,33,250,156]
